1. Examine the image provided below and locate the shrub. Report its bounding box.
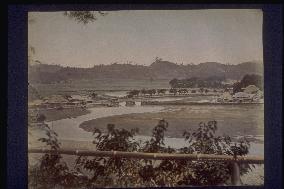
[178,121,250,186]
[36,113,46,122]
[30,120,252,188]
[29,124,87,189]
[75,124,141,188]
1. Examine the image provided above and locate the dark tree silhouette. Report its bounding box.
[233,74,263,93]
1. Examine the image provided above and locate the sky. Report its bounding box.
[28,9,263,68]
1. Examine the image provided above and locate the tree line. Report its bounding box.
[169,74,263,94]
[127,88,214,98]
[232,74,263,93]
[169,76,227,89]
[127,89,167,97]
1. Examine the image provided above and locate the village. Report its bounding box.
[28,84,263,110]
[28,84,263,126]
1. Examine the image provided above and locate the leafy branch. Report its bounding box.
[63,11,108,24]
[30,120,253,188]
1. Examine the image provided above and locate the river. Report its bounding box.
[29,103,264,156]
[43,105,164,141]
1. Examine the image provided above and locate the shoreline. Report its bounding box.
[79,104,264,138]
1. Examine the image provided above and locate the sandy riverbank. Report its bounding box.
[80,104,264,138]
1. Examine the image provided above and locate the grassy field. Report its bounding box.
[80,104,264,138]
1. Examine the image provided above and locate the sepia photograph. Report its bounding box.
[27,9,264,188]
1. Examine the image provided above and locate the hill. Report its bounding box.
[28,60,263,84]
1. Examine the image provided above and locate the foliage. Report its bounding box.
[169,76,226,88]
[128,89,159,96]
[178,88,188,94]
[92,123,139,152]
[29,61,262,84]
[157,89,167,95]
[155,57,163,62]
[148,89,156,96]
[142,119,172,153]
[30,120,253,188]
[63,11,107,24]
[90,92,97,99]
[36,113,46,123]
[180,121,250,186]
[126,94,134,98]
[138,119,177,187]
[75,123,141,188]
[29,124,87,189]
[127,89,140,97]
[169,88,177,95]
[233,74,263,93]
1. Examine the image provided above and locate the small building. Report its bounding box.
[107,101,119,107]
[141,101,157,105]
[107,98,119,107]
[43,95,69,108]
[233,92,253,102]
[110,98,119,102]
[126,100,135,106]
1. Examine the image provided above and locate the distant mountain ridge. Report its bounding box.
[28,60,263,84]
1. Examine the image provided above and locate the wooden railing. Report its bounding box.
[29,148,264,186]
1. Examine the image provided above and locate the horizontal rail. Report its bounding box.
[28,148,264,164]
[141,101,263,106]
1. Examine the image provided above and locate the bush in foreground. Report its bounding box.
[29,120,251,188]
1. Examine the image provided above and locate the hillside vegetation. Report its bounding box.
[28,60,263,84]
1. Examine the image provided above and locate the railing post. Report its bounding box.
[231,161,241,186]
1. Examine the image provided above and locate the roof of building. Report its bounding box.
[44,95,69,103]
[233,92,252,98]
